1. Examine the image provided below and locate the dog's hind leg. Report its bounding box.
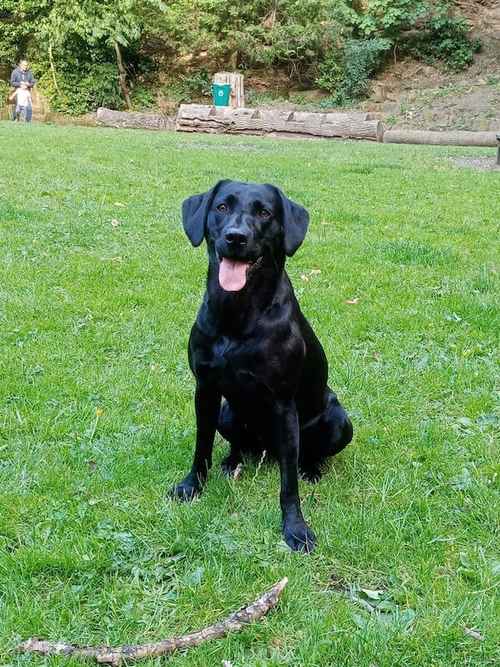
[323,390,353,457]
[299,391,353,481]
[217,401,247,476]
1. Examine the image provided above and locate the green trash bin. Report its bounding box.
[212,83,231,107]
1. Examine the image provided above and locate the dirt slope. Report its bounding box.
[365,0,500,131]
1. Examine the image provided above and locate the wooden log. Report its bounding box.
[96,107,174,130]
[176,105,384,141]
[323,111,370,122]
[383,129,499,147]
[176,104,217,119]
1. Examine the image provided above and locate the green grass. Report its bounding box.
[0,122,499,666]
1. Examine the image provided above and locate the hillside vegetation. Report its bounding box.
[0,1,484,115]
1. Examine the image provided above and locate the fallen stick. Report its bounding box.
[18,577,288,665]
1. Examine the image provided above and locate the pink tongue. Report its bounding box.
[219,258,251,291]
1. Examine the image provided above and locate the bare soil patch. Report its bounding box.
[450,155,500,170]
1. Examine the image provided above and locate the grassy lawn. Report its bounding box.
[0,122,498,666]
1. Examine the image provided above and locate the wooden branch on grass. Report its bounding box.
[18,577,288,665]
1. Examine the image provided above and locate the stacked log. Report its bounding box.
[176,104,384,141]
[96,107,174,130]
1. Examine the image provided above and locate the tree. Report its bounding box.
[35,0,166,108]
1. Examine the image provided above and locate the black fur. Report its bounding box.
[171,181,353,552]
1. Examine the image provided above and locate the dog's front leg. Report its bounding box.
[171,381,221,501]
[274,400,316,553]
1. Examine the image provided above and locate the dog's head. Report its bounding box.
[182,180,309,291]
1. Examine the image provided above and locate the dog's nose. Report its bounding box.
[224,229,248,246]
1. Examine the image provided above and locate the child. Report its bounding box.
[9,82,32,122]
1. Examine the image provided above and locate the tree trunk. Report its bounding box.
[48,41,60,94]
[383,129,498,147]
[113,41,132,110]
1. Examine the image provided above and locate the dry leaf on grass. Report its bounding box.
[301,269,322,282]
[463,626,484,641]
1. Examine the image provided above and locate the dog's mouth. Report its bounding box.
[218,255,263,292]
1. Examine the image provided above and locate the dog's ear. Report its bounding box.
[182,180,229,247]
[273,187,310,257]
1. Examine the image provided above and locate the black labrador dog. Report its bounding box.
[171,180,353,552]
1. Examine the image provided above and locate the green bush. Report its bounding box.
[181,69,211,98]
[130,84,155,110]
[315,50,344,94]
[331,37,391,104]
[355,1,480,72]
[160,69,211,106]
[40,63,123,115]
[0,79,10,108]
[409,11,481,71]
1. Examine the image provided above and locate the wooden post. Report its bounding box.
[213,72,245,108]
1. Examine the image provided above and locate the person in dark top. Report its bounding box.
[10,59,36,89]
[10,59,36,120]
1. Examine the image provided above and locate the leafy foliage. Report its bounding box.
[332,38,391,105]
[408,10,481,71]
[0,0,481,114]
[355,0,429,41]
[38,63,123,115]
[0,78,10,107]
[353,0,480,71]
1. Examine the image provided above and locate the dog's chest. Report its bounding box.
[210,336,250,373]
[198,335,264,393]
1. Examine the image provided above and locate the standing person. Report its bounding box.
[9,82,32,122]
[10,59,36,121]
[10,59,36,89]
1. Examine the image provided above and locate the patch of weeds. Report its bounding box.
[347,585,416,634]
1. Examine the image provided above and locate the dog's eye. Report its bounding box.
[259,208,272,219]
[216,203,228,213]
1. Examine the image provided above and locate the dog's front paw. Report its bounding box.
[283,518,316,553]
[169,474,202,501]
